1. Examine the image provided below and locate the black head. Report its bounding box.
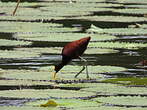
[54,65,59,73]
[54,63,64,73]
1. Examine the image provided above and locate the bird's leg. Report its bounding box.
[74,66,85,78]
[12,0,20,16]
[74,56,89,78]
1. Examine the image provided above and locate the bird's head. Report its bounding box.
[51,64,64,80]
[54,65,60,73]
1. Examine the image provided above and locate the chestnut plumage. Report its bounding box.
[53,37,91,79]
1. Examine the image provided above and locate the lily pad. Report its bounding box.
[124,5,147,9]
[94,96,147,107]
[87,25,147,35]
[74,16,147,23]
[0,49,39,58]
[102,77,147,86]
[0,67,102,81]
[0,89,95,99]
[80,83,147,95]
[0,22,79,33]
[0,106,58,110]
[0,14,64,21]
[0,79,53,86]
[89,41,147,49]
[0,39,32,46]
[0,106,146,110]
[14,33,117,42]
[114,8,147,15]
[1,65,127,81]
[26,99,99,108]
[113,0,147,4]
[13,47,119,55]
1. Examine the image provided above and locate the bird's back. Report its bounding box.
[62,37,91,59]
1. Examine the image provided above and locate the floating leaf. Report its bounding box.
[0,106,58,110]
[0,14,64,21]
[0,39,32,46]
[1,106,147,110]
[0,22,79,33]
[1,65,127,81]
[0,79,52,86]
[26,99,99,108]
[89,42,147,49]
[13,47,119,56]
[87,25,147,35]
[114,8,147,15]
[94,96,147,107]
[0,49,39,58]
[0,2,107,19]
[102,77,147,86]
[0,89,95,99]
[73,16,147,23]
[113,0,147,4]
[14,33,117,42]
[1,67,102,81]
[81,83,147,95]
[40,100,58,107]
[124,5,147,9]
[0,21,62,28]
[0,106,146,110]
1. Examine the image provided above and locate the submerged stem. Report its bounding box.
[12,0,20,16]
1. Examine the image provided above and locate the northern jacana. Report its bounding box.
[52,37,91,79]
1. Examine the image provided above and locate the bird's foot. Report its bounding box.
[86,76,93,80]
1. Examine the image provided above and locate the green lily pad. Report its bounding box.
[80,83,147,95]
[87,24,147,35]
[0,79,53,86]
[0,89,95,99]
[125,5,147,9]
[0,106,56,110]
[0,106,147,110]
[1,65,127,81]
[0,67,102,81]
[74,16,147,23]
[14,33,117,42]
[102,77,147,86]
[0,2,107,19]
[0,39,32,46]
[89,41,147,49]
[114,8,147,15]
[0,49,39,58]
[0,14,64,21]
[0,22,79,33]
[13,47,118,56]
[94,96,147,106]
[113,0,147,4]
[26,99,100,108]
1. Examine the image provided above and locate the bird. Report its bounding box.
[52,37,91,79]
